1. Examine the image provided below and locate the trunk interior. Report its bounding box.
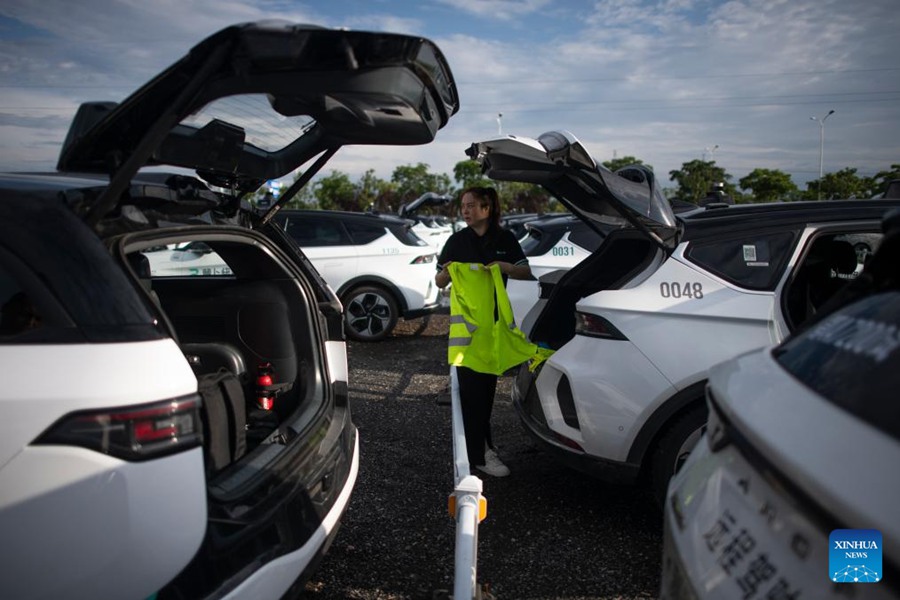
[129,239,326,484]
[124,235,349,597]
[528,229,663,350]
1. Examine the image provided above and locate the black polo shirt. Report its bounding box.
[437,225,528,278]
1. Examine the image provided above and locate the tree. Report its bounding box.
[391,163,452,204]
[804,168,873,200]
[669,160,734,204]
[739,169,798,203]
[498,181,553,213]
[602,155,650,173]
[453,160,492,192]
[313,170,358,210]
[357,169,394,212]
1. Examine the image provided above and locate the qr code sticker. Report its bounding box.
[743,245,758,262]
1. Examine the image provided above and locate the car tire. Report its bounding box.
[648,403,708,509]
[342,285,399,342]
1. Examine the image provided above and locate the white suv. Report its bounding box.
[0,22,458,600]
[274,209,442,341]
[663,210,900,599]
[466,131,900,506]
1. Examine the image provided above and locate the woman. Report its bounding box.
[435,186,531,477]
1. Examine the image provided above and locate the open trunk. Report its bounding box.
[528,229,665,350]
[119,226,353,598]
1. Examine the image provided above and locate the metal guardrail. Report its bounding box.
[448,366,487,600]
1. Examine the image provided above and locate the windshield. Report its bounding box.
[774,291,900,442]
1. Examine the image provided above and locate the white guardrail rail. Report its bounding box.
[448,366,488,600]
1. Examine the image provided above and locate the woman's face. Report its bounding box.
[461,193,490,227]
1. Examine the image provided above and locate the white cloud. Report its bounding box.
[0,0,897,188]
[436,0,555,21]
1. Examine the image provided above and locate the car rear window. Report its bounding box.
[345,220,387,245]
[389,223,429,247]
[686,230,796,290]
[774,291,900,442]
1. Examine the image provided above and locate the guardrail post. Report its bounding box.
[448,366,486,600]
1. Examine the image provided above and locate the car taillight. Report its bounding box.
[410,253,436,264]
[34,395,202,461]
[574,311,627,340]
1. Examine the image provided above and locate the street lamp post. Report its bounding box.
[810,109,835,200]
[497,113,503,136]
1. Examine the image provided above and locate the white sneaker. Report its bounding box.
[477,448,510,477]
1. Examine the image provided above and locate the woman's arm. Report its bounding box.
[435,263,452,288]
[490,261,532,281]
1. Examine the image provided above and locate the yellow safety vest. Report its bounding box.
[447,263,553,375]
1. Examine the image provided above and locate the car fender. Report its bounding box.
[626,379,708,466]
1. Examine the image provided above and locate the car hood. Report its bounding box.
[466,131,678,248]
[56,21,459,222]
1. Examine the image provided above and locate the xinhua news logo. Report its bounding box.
[830,529,882,584]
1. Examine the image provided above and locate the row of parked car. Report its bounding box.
[0,22,460,600]
[466,132,899,599]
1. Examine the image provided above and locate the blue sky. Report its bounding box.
[1,0,898,191]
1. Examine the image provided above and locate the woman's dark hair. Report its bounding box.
[462,186,501,229]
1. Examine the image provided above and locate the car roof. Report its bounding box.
[277,209,413,226]
[679,199,900,241]
[53,21,458,224]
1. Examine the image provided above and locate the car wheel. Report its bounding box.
[648,404,707,509]
[342,285,399,342]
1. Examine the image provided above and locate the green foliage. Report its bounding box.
[668,160,734,204]
[314,170,359,211]
[255,156,896,216]
[738,168,798,203]
[602,155,650,173]
[357,169,395,212]
[391,163,452,204]
[453,160,492,191]
[803,168,873,200]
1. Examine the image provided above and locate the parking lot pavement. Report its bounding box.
[303,314,663,600]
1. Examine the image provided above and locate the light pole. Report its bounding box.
[497,113,503,136]
[810,109,834,200]
[704,144,719,162]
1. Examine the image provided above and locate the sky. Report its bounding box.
[1,0,898,193]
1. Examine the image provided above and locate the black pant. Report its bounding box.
[456,366,497,467]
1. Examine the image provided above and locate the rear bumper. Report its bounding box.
[160,401,359,600]
[512,364,640,485]
[223,431,360,599]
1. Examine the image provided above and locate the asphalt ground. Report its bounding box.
[302,313,663,600]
